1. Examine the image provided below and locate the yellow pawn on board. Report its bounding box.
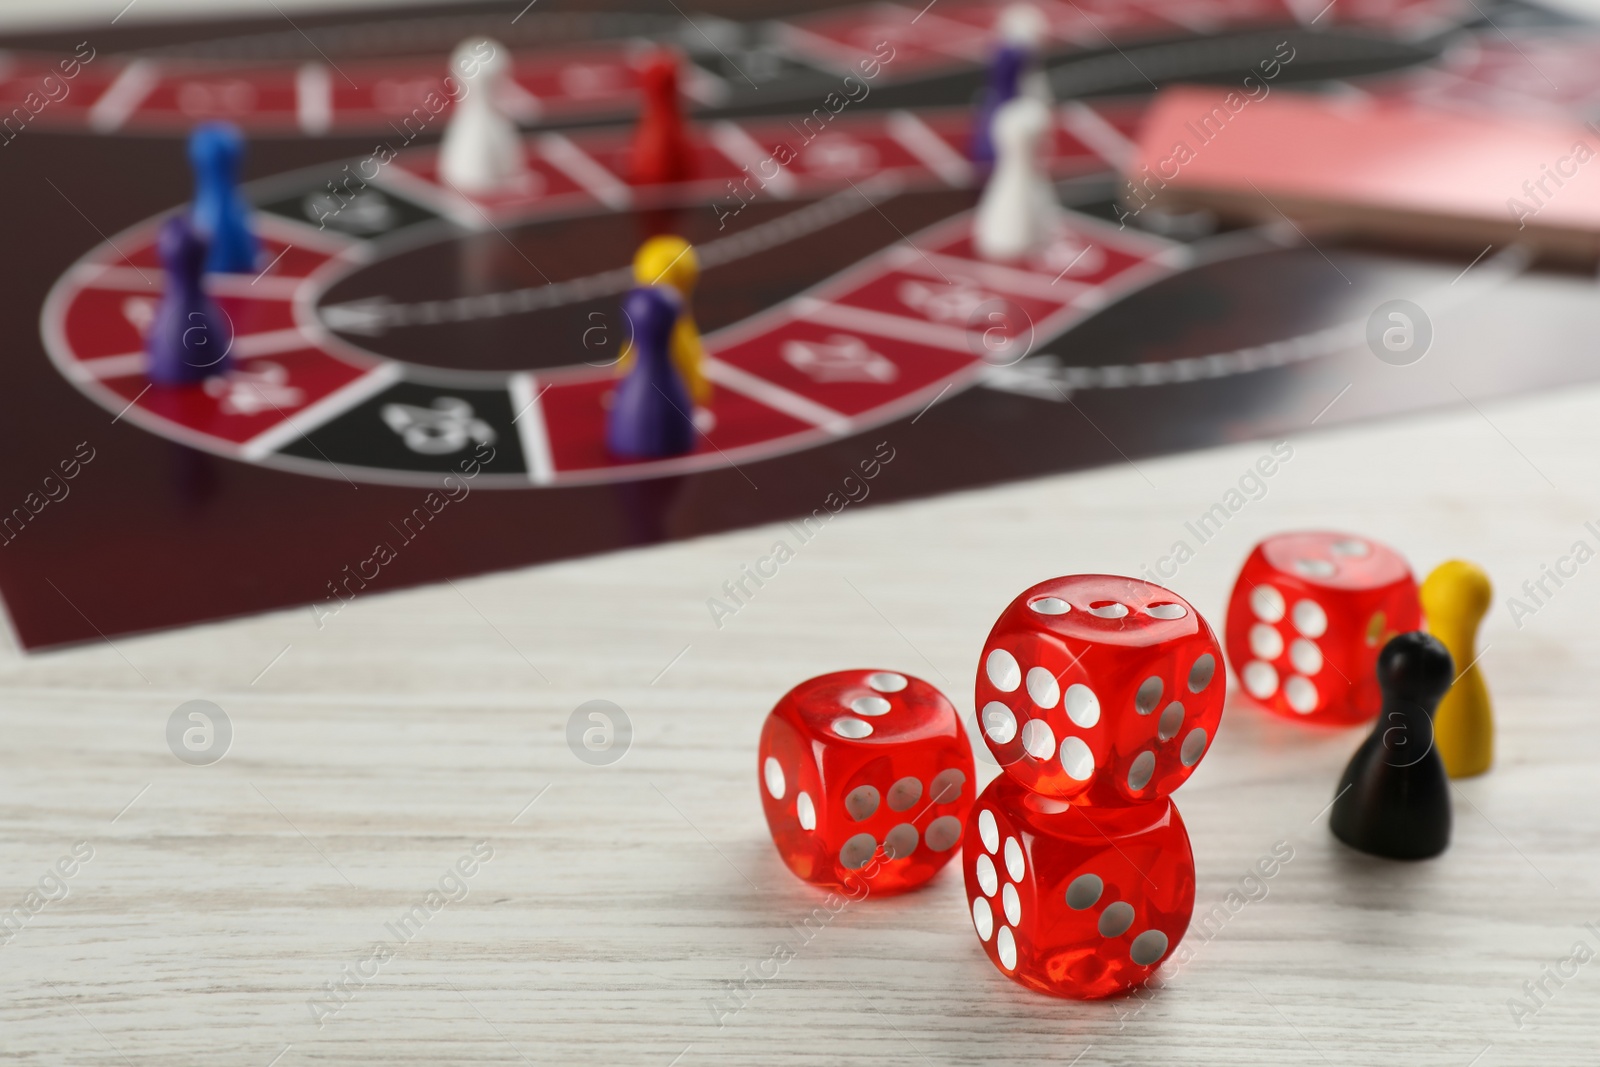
[618,235,710,406]
[1421,559,1493,778]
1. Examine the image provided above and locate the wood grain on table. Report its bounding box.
[3,377,1599,1066]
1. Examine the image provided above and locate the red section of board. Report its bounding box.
[827,267,1077,334]
[930,226,1160,288]
[735,120,931,182]
[60,285,154,361]
[582,129,749,189]
[537,372,820,474]
[134,69,299,127]
[710,316,977,417]
[97,347,367,445]
[214,293,299,337]
[240,236,337,280]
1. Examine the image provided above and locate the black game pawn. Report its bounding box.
[1329,631,1455,860]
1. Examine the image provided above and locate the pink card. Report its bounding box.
[1127,86,1600,262]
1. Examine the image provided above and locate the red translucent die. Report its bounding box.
[1225,531,1420,725]
[963,774,1195,999]
[758,670,975,894]
[974,575,1224,808]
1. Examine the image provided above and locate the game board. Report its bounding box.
[3,0,1596,649]
[0,0,1466,136]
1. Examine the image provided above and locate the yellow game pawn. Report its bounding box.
[618,235,710,406]
[1421,559,1493,778]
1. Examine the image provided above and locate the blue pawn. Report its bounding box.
[606,286,695,459]
[147,215,232,386]
[189,121,258,274]
[969,44,1027,166]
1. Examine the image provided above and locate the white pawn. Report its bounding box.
[974,96,1060,262]
[999,2,1046,43]
[439,38,528,195]
[998,3,1053,105]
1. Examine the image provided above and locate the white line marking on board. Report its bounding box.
[253,211,366,256]
[73,263,303,300]
[508,373,556,485]
[89,60,160,133]
[710,122,798,198]
[702,357,852,435]
[314,183,893,331]
[65,264,161,292]
[1052,246,1094,285]
[664,2,758,90]
[906,10,991,60]
[75,353,147,381]
[234,327,318,358]
[1058,101,1135,170]
[296,63,333,136]
[1153,1,1220,34]
[1149,244,1196,271]
[239,362,402,461]
[680,63,731,107]
[794,298,979,354]
[896,248,1090,301]
[885,110,974,187]
[767,22,876,76]
[252,246,293,285]
[538,133,632,210]
[223,274,304,299]
[368,163,487,230]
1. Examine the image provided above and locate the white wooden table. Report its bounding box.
[4,357,1599,1064]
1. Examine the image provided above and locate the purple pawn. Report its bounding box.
[969,44,1027,166]
[146,215,232,386]
[606,285,695,459]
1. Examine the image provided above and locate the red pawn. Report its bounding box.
[630,50,695,187]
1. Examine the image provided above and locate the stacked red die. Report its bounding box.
[1225,531,1420,725]
[966,575,1224,998]
[758,670,975,895]
[969,777,1196,999]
